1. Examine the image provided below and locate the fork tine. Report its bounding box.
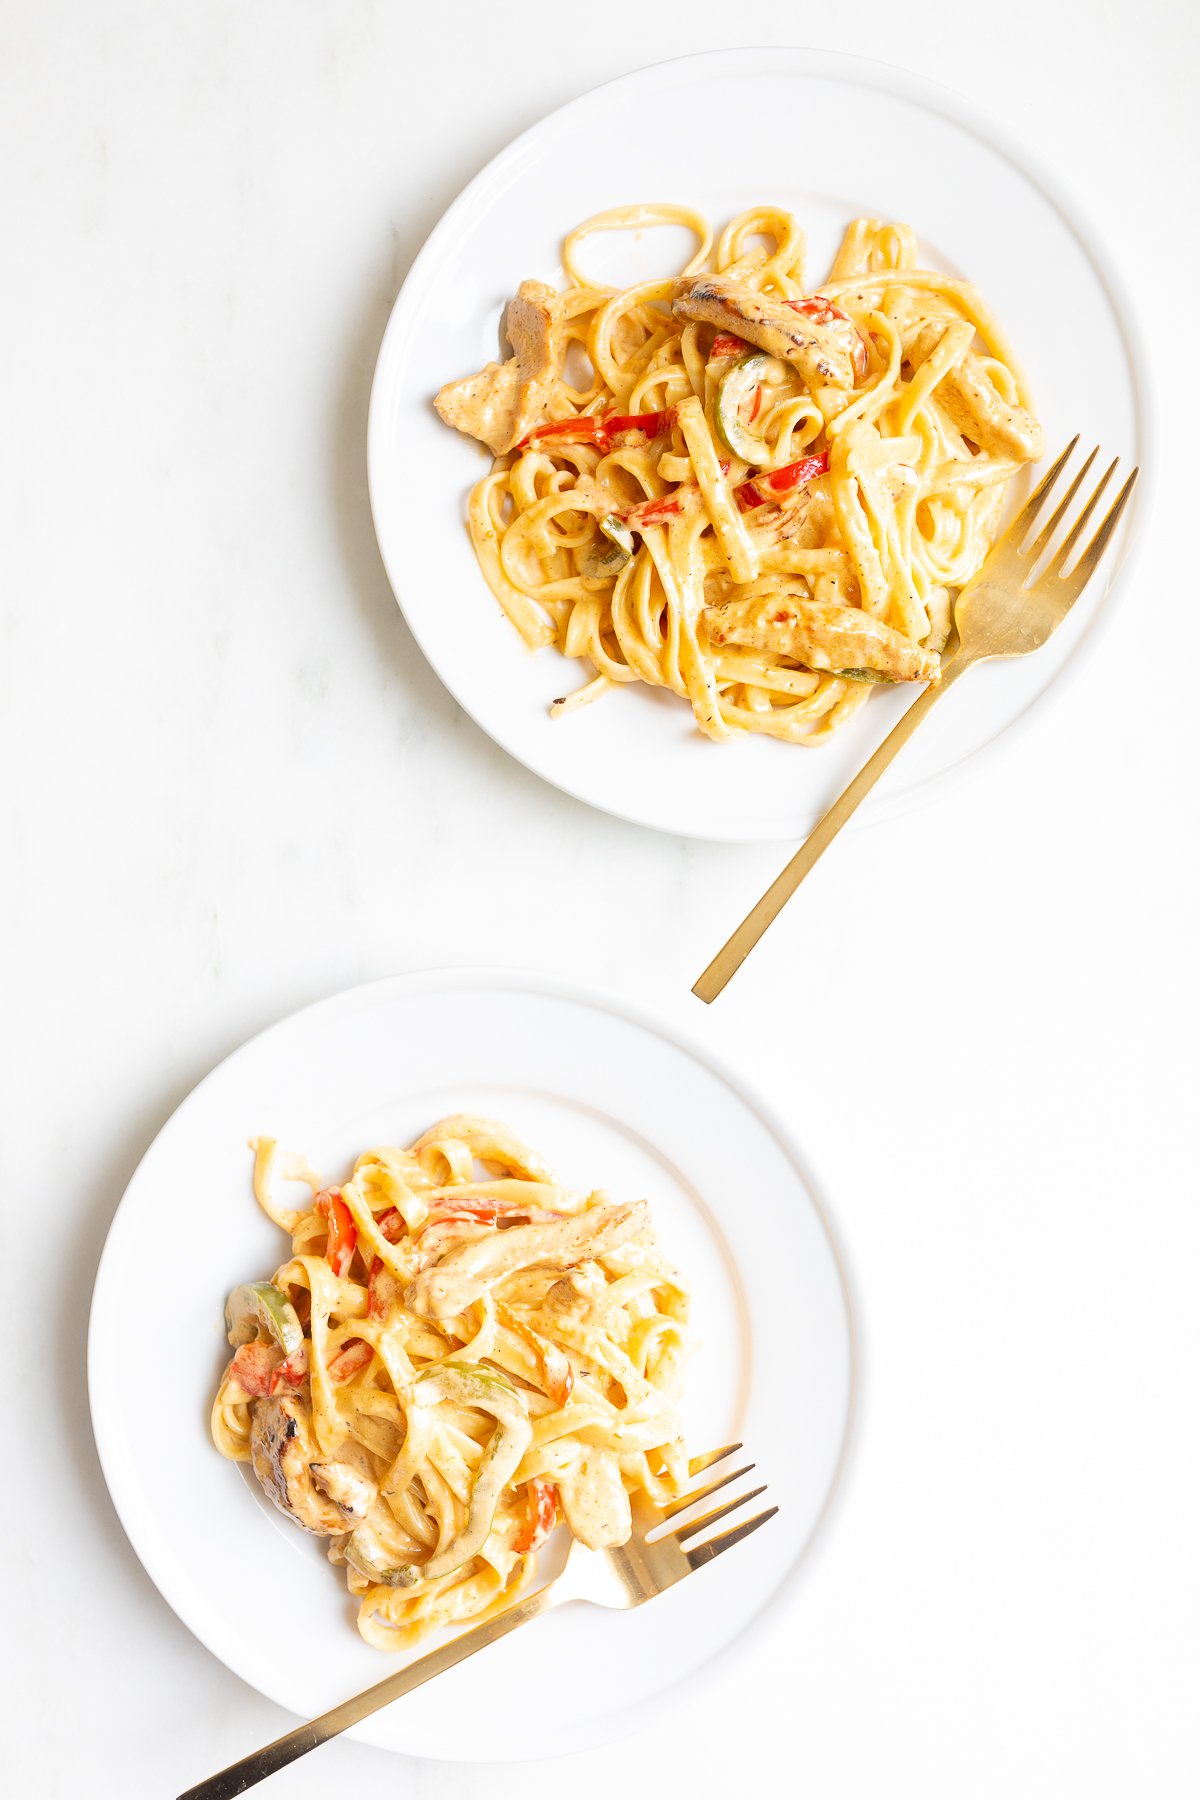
[672,1484,768,1544]
[686,1505,779,1569]
[1043,454,1117,578]
[658,1462,756,1520]
[1055,464,1138,592]
[1023,445,1098,566]
[688,1442,742,1476]
[1004,435,1078,548]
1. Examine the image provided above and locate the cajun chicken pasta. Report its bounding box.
[211,1117,690,1648]
[435,205,1044,744]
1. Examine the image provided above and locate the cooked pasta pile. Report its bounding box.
[211,1116,690,1648]
[435,204,1044,744]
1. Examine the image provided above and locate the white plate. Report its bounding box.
[368,47,1151,843]
[88,971,853,1761]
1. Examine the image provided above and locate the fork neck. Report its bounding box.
[932,642,976,686]
[867,641,972,749]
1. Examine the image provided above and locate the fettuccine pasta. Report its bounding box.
[434,205,1044,744]
[210,1117,690,1649]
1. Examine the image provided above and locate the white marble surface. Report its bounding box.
[3,3,1197,1794]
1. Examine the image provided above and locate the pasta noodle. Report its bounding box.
[434,206,1045,744]
[211,1117,690,1649]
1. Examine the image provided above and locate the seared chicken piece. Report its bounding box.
[407,1202,649,1322]
[434,280,565,456]
[674,275,859,391]
[544,1262,607,1323]
[706,593,940,683]
[558,1448,631,1550]
[907,322,1044,462]
[249,1393,375,1536]
[309,1460,375,1522]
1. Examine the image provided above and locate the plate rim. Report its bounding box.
[87,965,858,1757]
[367,43,1157,843]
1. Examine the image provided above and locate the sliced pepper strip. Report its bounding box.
[621,462,730,530]
[735,451,830,512]
[315,1189,357,1277]
[425,1196,528,1227]
[229,1341,279,1398]
[714,354,772,465]
[513,1479,558,1554]
[327,1339,374,1383]
[270,1345,308,1391]
[621,451,825,531]
[227,1341,307,1398]
[225,1280,304,1358]
[496,1300,575,1408]
[517,409,675,453]
[420,1198,530,1240]
[421,1195,570,1232]
[367,1257,386,1319]
[579,514,635,580]
[622,491,695,528]
[375,1207,405,1244]
[367,1258,405,1321]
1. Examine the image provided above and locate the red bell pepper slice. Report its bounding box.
[622,492,689,528]
[622,452,825,526]
[328,1339,374,1383]
[367,1257,386,1319]
[513,1480,558,1554]
[518,409,675,453]
[621,461,731,531]
[229,1341,308,1397]
[229,1342,279,1397]
[375,1207,405,1243]
[496,1302,575,1407]
[315,1189,357,1277]
[709,333,747,358]
[735,451,830,512]
[270,1346,308,1391]
[423,1196,572,1231]
[542,1349,573,1408]
[424,1196,525,1230]
[367,1258,406,1321]
[434,1197,515,1222]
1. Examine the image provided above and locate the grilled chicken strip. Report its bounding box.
[906,322,1044,462]
[558,1448,632,1551]
[249,1393,376,1536]
[407,1201,650,1321]
[674,275,859,391]
[544,1262,607,1323]
[434,280,565,456]
[706,593,940,683]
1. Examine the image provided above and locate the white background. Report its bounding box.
[2,2,1197,1795]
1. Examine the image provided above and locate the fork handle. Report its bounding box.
[693,654,972,1001]
[177,1582,561,1798]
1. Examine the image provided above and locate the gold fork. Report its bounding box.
[693,439,1139,1003]
[178,1444,772,1797]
